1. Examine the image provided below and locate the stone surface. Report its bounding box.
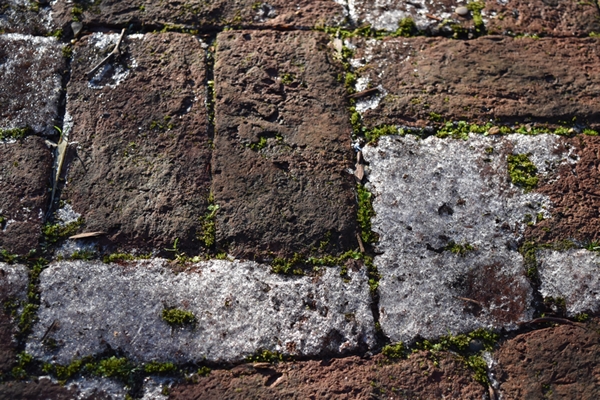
[526,135,600,244]
[0,34,65,135]
[0,136,52,255]
[362,134,576,343]
[537,249,600,316]
[0,1,56,35]
[61,32,211,254]
[484,0,600,37]
[494,320,600,399]
[51,0,345,31]
[0,378,78,400]
[26,259,375,364]
[168,352,486,399]
[348,0,600,36]
[351,36,600,129]
[0,263,29,376]
[212,30,357,259]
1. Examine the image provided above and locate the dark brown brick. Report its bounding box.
[0,3,57,35]
[0,263,28,377]
[212,30,357,259]
[61,32,211,253]
[51,0,345,32]
[352,36,600,130]
[0,137,52,255]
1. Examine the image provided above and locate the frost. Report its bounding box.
[55,203,81,226]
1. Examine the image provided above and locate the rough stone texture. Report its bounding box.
[362,134,576,343]
[51,0,345,31]
[0,263,28,376]
[537,249,600,316]
[26,259,375,364]
[351,36,600,129]
[168,352,486,399]
[484,0,600,37]
[0,379,78,400]
[61,32,211,253]
[213,30,357,259]
[0,137,52,255]
[0,1,56,35]
[0,34,65,135]
[526,135,600,244]
[348,0,600,36]
[494,320,600,399]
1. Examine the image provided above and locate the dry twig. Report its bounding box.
[86,28,126,78]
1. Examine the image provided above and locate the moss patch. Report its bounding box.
[357,184,378,245]
[162,307,196,327]
[0,127,31,141]
[507,153,538,192]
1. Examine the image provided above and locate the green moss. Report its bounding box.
[344,72,357,94]
[365,125,402,144]
[71,5,83,22]
[280,73,295,86]
[197,366,211,376]
[0,127,31,141]
[349,107,363,136]
[162,308,196,327]
[393,17,417,37]
[102,253,135,263]
[467,1,486,36]
[144,361,177,374]
[574,313,590,322]
[444,241,475,256]
[583,128,599,136]
[589,31,600,37]
[245,350,286,363]
[507,153,538,192]
[248,136,268,151]
[42,218,84,245]
[428,112,442,122]
[357,184,378,245]
[0,249,18,264]
[543,296,566,316]
[62,46,72,59]
[71,250,95,261]
[95,356,134,379]
[382,342,405,359]
[466,354,489,385]
[199,192,219,248]
[271,252,305,275]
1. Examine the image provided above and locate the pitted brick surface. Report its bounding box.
[351,36,600,129]
[51,0,345,31]
[212,30,357,259]
[362,134,575,343]
[61,32,211,253]
[0,137,52,255]
[26,259,375,364]
[0,34,65,135]
[0,1,57,35]
[0,263,28,375]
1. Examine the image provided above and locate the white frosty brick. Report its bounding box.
[26,259,375,364]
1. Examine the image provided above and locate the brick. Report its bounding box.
[212,30,356,259]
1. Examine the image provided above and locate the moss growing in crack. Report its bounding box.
[382,342,406,359]
[466,354,489,386]
[444,241,475,256]
[583,128,599,136]
[94,356,135,380]
[357,184,378,245]
[197,366,211,376]
[344,72,357,94]
[436,121,491,140]
[162,308,196,327]
[248,136,268,151]
[349,106,363,136]
[271,252,305,275]
[279,72,296,85]
[144,361,177,374]
[11,352,33,380]
[102,253,135,263]
[0,127,31,141]
[364,125,402,144]
[245,350,287,363]
[467,1,486,36]
[507,153,538,192]
[198,192,219,248]
[393,17,417,37]
[42,218,84,245]
[0,248,18,263]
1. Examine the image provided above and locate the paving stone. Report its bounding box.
[51,0,345,32]
[0,137,52,255]
[536,249,600,316]
[350,36,600,129]
[348,0,600,36]
[60,32,211,254]
[362,134,577,343]
[26,259,375,364]
[0,34,65,135]
[0,263,29,377]
[212,30,356,259]
[0,378,78,400]
[526,135,600,244]
[493,320,600,399]
[168,352,485,399]
[0,1,57,35]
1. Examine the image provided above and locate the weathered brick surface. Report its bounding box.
[213,30,356,259]
[0,263,28,377]
[526,135,600,244]
[0,34,65,135]
[493,320,600,399]
[169,352,486,399]
[51,0,345,31]
[61,32,211,253]
[26,259,375,364]
[0,2,57,35]
[0,137,52,255]
[349,0,600,36]
[352,36,600,129]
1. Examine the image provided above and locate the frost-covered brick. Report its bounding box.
[26,259,375,364]
[363,134,575,343]
[537,249,600,316]
[0,34,65,135]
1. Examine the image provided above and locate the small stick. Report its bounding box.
[356,233,365,254]
[40,320,57,342]
[348,87,380,99]
[86,28,126,78]
[454,296,483,307]
[426,13,442,21]
[48,136,68,214]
